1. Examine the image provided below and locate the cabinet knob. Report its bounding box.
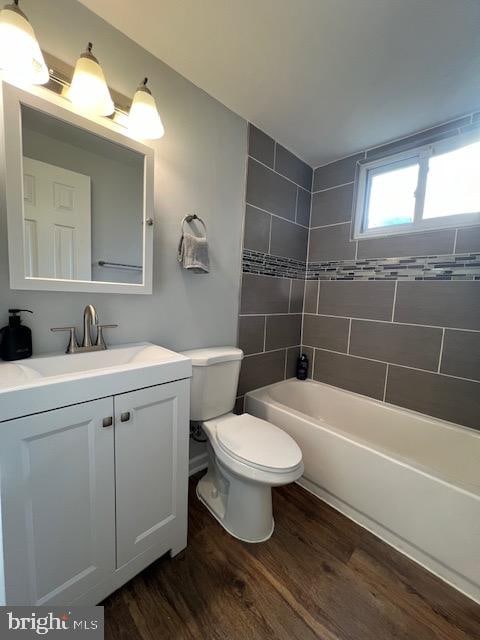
[120,411,131,423]
[102,416,113,428]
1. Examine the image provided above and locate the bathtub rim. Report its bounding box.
[245,377,480,497]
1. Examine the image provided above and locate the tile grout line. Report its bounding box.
[288,279,293,313]
[391,281,398,322]
[310,220,351,230]
[382,364,390,402]
[346,318,352,354]
[263,315,267,352]
[249,154,311,192]
[453,228,458,254]
[294,186,299,224]
[246,201,309,229]
[267,213,272,253]
[311,180,355,195]
[437,328,445,373]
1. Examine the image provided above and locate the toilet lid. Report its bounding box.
[216,414,302,471]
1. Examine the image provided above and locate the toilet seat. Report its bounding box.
[215,413,302,473]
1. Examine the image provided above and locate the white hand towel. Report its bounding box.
[177,231,210,273]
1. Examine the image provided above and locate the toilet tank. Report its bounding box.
[181,347,243,421]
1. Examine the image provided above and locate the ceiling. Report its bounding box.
[78,0,480,167]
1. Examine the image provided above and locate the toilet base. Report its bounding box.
[196,456,275,543]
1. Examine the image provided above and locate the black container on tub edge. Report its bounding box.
[296,353,309,380]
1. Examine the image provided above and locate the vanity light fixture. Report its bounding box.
[128,77,165,140]
[67,42,114,117]
[0,0,48,85]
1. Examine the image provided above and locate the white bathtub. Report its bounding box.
[245,378,480,604]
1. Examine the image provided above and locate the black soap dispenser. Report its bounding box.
[0,309,33,361]
[296,353,309,380]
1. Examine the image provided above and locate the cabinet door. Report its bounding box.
[0,398,115,605]
[114,380,190,568]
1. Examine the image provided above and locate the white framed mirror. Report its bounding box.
[1,82,154,294]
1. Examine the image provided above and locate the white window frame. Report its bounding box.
[353,130,480,240]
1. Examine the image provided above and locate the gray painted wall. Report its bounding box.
[0,0,247,355]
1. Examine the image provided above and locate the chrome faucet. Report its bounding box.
[82,304,98,348]
[51,305,118,354]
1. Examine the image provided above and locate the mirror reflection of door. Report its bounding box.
[23,157,91,280]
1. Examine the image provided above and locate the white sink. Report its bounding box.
[0,343,192,422]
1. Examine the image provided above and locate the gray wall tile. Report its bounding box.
[366,117,471,160]
[296,188,311,227]
[238,349,286,395]
[240,274,290,314]
[311,183,354,227]
[246,158,297,221]
[357,230,455,260]
[265,314,302,350]
[313,153,364,192]
[289,279,305,313]
[270,217,308,261]
[349,320,442,371]
[244,205,270,253]
[455,226,480,253]
[275,144,313,190]
[238,315,265,355]
[441,329,480,381]
[309,224,356,262]
[248,124,274,167]
[304,280,319,314]
[286,346,301,378]
[303,315,349,352]
[394,281,480,330]
[386,366,480,430]
[318,281,395,320]
[313,349,387,400]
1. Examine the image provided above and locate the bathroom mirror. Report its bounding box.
[1,82,154,294]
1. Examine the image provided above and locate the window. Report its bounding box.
[354,132,480,239]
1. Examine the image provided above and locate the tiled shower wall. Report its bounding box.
[303,113,480,431]
[235,125,312,411]
[236,117,480,431]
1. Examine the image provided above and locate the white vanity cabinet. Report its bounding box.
[0,378,190,606]
[114,382,189,568]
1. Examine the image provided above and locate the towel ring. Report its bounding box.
[182,214,207,234]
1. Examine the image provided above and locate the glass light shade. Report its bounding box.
[0,2,48,85]
[67,44,114,117]
[128,80,165,140]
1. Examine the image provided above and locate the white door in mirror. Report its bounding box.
[23,157,91,280]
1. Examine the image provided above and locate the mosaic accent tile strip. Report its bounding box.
[242,249,480,281]
[243,249,306,279]
[306,253,480,281]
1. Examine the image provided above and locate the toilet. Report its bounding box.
[182,347,304,543]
